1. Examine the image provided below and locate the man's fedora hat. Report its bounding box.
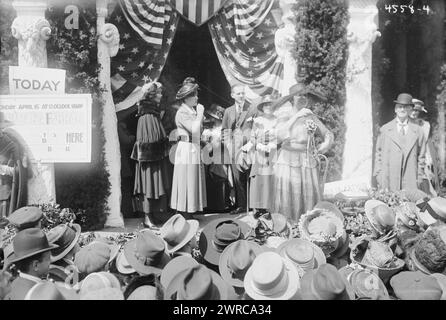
[46,223,81,263]
[277,238,326,275]
[9,228,58,264]
[300,263,355,300]
[123,230,170,275]
[218,240,264,288]
[115,249,136,275]
[160,214,199,254]
[160,256,199,290]
[393,93,414,105]
[165,264,235,300]
[243,251,300,300]
[199,218,251,267]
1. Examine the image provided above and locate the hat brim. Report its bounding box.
[300,269,355,300]
[116,250,136,275]
[9,243,59,264]
[314,201,345,223]
[50,224,82,263]
[160,256,199,289]
[205,111,222,121]
[348,269,389,300]
[277,238,326,274]
[218,241,264,288]
[164,265,235,300]
[410,249,436,275]
[364,200,388,235]
[123,240,170,275]
[175,83,199,101]
[393,100,414,106]
[165,220,199,254]
[244,258,300,300]
[199,218,252,267]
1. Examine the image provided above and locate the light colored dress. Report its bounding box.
[170,103,207,213]
[273,114,333,223]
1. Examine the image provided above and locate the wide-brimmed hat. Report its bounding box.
[123,230,170,275]
[9,228,58,264]
[199,218,252,267]
[412,98,428,112]
[115,249,136,275]
[244,251,300,300]
[300,263,354,300]
[165,264,235,300]
[364,200,395,235]
[416,197,446,226]
[339,266,389,300]
[160,214,199,254]
[394,93,414,105]
[25,282,79,300]
[313,201,345,223]
[410,226,446,275]
[277,238,326,275]
[0,112,13,129]
[7,206,43,230]
[256,95,274,112]
[298,208,345,256]
[46,223,81,263]
[390,271,443,300]
[205,104,225,121]
[219,240,264,288]
[270,82,327,111]
[160,256,199,289]
[176,82,199,101]
[74,240,120,274]
[350,237,405,283]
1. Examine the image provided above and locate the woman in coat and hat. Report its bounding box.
[271,83,333,223]
[170,80,207,215]
[373,93,426,192]
[131,82,171,228]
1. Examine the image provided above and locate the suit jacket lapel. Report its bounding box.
[403,122,418,155]
[236,102,250,128]
[385,119,403,150]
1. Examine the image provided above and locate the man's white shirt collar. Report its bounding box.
[19,272,43,284]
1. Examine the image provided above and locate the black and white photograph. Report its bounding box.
[0,0,446,305]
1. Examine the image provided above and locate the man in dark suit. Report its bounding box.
[222,84,258,214]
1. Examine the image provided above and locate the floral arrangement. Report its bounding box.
[304,119,317,134]
[369,189,408,208]
[34,203,86,232]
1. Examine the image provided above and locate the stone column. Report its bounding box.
[341,1,380,187]
[97,0,123,227]
[11,0,57,204]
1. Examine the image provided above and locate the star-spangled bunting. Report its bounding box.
[110,0,179,112]
[208,0,283,100]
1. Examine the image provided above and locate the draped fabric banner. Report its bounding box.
[110,0,179,112]
[208,0,284,101]
[169,0,229,26]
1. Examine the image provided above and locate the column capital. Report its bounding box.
[12,0,47,16]
[98,23,120,58]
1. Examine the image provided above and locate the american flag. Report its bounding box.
[169,0,228,26]
[110,0,179,112]
[208,0,283,99]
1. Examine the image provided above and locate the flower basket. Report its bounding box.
[298,208,344,256]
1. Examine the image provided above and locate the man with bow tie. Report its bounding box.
[222,84,258,214]
[374,93,427,191]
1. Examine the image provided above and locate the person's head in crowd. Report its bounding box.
[25,281,79,300]
[7,206,44,231]
[10,228,57,279]
[256,95,274,116]
[205,104,225,127]
[123,230,171,276]
[160,214,199,258]
[46,223,81,265]
[393,93,414,122]
[124,274,164,300]
[176,79,199,108]
[74,240,120,279]
[140,81,163,105]
[410,98,427,120]
[79,271,123,300]
[230,83,246,107]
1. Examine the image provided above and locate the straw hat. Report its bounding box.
[243,251,300,300]
[160,214,199,254]
[364,200,395,235]
[46,223,81,263]
[277,238,326,275]
[198,218,251,267]
[123,230,170,275]
[218,240,264,288]
[339,266,389,300]
[416,197,446,226]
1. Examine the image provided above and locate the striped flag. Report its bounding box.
[169,0,228,26]
[110,1,179,112]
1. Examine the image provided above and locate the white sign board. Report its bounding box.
[0,94,91,163]
[9,66,66,95]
